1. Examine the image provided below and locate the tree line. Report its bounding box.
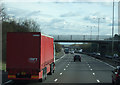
[1,7,63,63]
[1,7,40,62]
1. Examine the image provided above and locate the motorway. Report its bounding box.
[6,53,114,85]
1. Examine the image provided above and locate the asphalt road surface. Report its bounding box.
[6,53,114,85]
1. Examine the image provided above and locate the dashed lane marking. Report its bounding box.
[66,66,68,68]
[64,68,66,70]
[93,73,95,76]
[54,79,58,82]
[60,73,62,75]
[90,69,93,71]
[97,79,100,83]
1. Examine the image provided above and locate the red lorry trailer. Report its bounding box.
[6,32,55,81]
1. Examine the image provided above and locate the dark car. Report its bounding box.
[74,55,81,62]
[112,66,120,85]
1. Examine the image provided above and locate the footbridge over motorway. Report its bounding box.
[51,35,120,43]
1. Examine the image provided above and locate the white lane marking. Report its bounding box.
[88,64,89,65]
[66,66,68,68]
[4,80,13,84]
[97,79,100,83]
[56,55,65,62]
[55,59,59,62]
[89,66,91,68]
[96,59,115,69]
[64,68,66,70]
[90,69,92,71]
[61,55,65,59]
[68,64,69,65]
[104,62,116,69]
[54,79,58,82]
[60,73,62,75]
[93,73,95,75]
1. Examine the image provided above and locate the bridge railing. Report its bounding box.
[51,35,113,41]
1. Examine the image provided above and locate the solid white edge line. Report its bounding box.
[55,59,59,62]
[4,80,13,84]
[56,54,65,62]
[61,55,65,59]
[95,58,115,69]
[104,62,116,69]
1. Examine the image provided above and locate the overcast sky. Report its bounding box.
[2,0,120,35]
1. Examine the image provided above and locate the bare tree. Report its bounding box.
[0,5,10,21]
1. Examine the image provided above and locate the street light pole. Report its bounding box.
[98,18,100,40]
[93,17,105,40]
[112,0,115,56]
[87,26,95,40]
[91,26,92,40]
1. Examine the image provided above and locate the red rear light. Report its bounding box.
[116,74,119,77]
[115,74,119,80]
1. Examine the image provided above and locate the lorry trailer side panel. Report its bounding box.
[40,34,54,70]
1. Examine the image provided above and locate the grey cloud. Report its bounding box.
[26,11,41,16]
[83,12,107,24]
[108,21,118,26]
[26,11,53,17]
[60,12,81,17]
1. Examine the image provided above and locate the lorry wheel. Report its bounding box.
[39,72,45,82]
[79,59,81,62]
[49,64,54,75]
[45,73,47,80]
[39,68,46,82]
[112,79,114,85]
[39,78,43,82]
[45,67,47,80]
[53,69,55,73]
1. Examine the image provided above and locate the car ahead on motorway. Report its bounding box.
[70,51,74,54]
[113,54,119,59]
[112,66,120,85]
[74,55,81,62]
[96,53,100,56]
[105,55,113,59]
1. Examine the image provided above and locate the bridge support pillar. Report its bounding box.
[99,43,108,57]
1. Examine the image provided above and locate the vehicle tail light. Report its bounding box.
[115,73,120,80]
[116,74,119,77]
[8,75,16,78]
[31,75,39,79]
